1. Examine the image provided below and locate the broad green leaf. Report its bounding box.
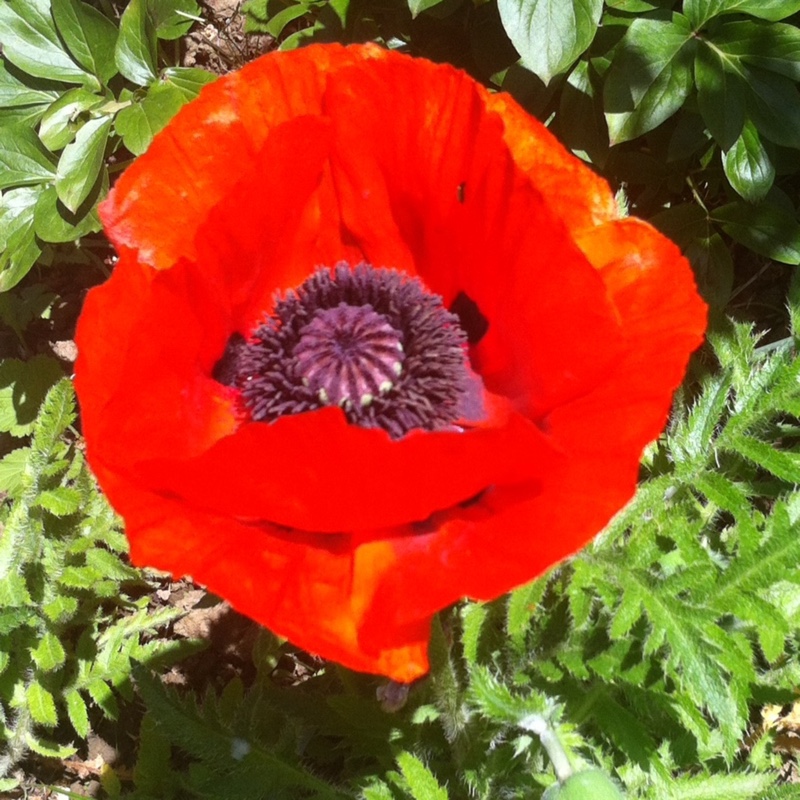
[264,1,316,30]
[160,66,217,101]
[26,681,58,727]
[0,187,42,292]
[714,20,800,81]
[695,40,746,149]
[0,0,90,84]
[684,231,734,309]
[556,60,608,165]
[31,631,66,671]
[604,15,696,144]
[743,67,800,148]
[723,119,774,202]
[0,356,64,436]
[713,200,800,264]
[115,0,157,86]
[38,87,105,151]
[686,0,800,27]
[33,183,102,243]
[150,0,202,40]
[0,61,60,108]
[115,84,184,156]
[51,0,118,84]
[498,0,602,84]
[65,689,89,737]
[0,124,56,189]
[55,115,111,212]
[396,752,448,800]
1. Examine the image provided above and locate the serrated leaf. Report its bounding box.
[59,565,103,589]
[728,435,800,482]
[115,83,184,156]
[55,114,111,212]
[35,486,81,516]
[85,546,139,581]
[42,594,78,623]
[604,15,696,144]
[86,677,119,718]
[723,119,774,202]
[661,771,775,799]
[713,200,800,264]
[497,0,602,84]
[0,0,90,84]
[115,0,157,85]
[31,631,66,671]
[25,732,76,758]
[27,681,58,726]
[0,356,64,437]
[686,0,800,27]
[460,602,487,666]
[0,124,56,189]
[65,689,90,737]
[31,379,76,457]
[39,87,106,151]
[0,446,29,495]
[396,752,448,800]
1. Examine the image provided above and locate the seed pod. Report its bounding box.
[541,769,625,800]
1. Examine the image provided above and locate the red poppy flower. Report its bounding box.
[74,44,706,681]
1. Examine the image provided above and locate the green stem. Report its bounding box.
[518,713,573,783]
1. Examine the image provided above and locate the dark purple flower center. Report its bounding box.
[214,263,472,439]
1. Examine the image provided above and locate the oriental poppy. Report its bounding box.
[74,44,706,681]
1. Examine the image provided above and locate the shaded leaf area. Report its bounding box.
[0,0,212,291]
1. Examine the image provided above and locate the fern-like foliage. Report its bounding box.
[0,380,192,787]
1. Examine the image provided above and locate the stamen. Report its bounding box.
[220,264,472,438]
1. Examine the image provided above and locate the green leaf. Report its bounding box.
[0,356,64,436]
[115,84,184,156]
[38,87,105,151]
[408,0,445,18]
[728,435,800,482]
[31,631,66,671]
[33,182,102,243]
[713,200,800,264]
[604,15,696,145]
[27,681,58,727]
[0,61,60,108]
[0,187,42,292]
[686,0,800,27]
[150,0,201,40]
[396,752,448,800]
[42,594,78,623]
[55,114,111,212]
[497,0,602,84]
[714,20,800,81]
[51,0,119,84]
[723,119,775,202]
[0,124,56,189]
[65,689,90,737]
[742,66,800,148]
[35,486,81,516]
[695,40,746,149]
[660,772,775,799]
[0,446,29,495]
[160,66,217,101]
[115,0,157,86]
[0,0,90,84]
